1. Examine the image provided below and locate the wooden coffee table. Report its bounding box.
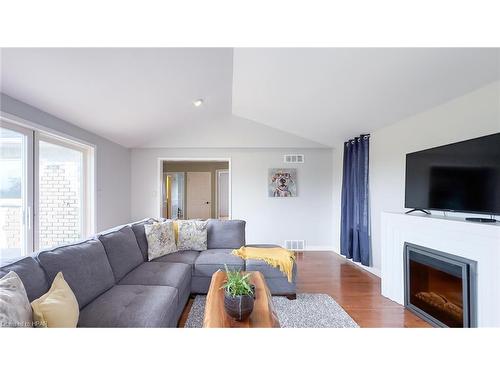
[203,271,280,328]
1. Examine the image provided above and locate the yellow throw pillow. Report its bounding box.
[31,272,79,328]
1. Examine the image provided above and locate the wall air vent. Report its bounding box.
[284,154,304,163]
[285,240,305,250]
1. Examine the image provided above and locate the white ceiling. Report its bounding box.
[1,48,499,148]
[233,48,500,146]
[0,48,235,147]
[141,114,326,148]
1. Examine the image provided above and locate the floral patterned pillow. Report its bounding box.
[144,221,177,261]
[0,271,33,328]
[177,220,208,251]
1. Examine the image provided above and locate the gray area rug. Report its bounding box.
[184,293,359,328]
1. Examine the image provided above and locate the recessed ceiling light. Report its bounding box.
[193,99,204,107]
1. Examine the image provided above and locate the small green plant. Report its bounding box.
[221,264,254,297]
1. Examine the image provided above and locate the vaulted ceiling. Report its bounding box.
[1,48,499,148]
[233,48,500,145]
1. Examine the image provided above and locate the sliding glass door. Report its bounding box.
[36,136,87,250]
[0,120,93,260]
[0,123,33,261]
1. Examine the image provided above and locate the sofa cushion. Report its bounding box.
[130,218,158,261]
[245,258,297,279]
[78,285,177,328]
[37,239,115,308]
[152,250,200,267]
[119,262,191,303]
[98,226,144,282]
[245,243,281,248]
[191,276,212,294]
[0,256,49,302]
[194,249,244,277]
[207,219,245,249]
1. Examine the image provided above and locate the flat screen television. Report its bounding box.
[405,133,500,215]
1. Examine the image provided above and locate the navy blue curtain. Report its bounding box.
[340,134,371,266]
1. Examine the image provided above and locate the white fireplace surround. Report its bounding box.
[381,212,500,327]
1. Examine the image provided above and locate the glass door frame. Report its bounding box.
[1,112,96,255]
[34,132,93,251]
[0,120,34,257]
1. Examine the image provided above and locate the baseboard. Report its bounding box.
[342,257,381,277]
[297,247,381,277]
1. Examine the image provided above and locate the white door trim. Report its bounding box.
[157,157,231,220]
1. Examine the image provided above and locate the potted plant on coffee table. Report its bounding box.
[221,264,256,321]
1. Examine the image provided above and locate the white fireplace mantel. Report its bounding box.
[381,211,500,327]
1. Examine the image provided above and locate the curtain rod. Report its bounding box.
[345,134,370,143]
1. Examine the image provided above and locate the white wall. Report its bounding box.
[332,81,500,273]
[131,148,334,248]
[0,93,131,231]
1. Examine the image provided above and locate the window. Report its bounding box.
[0,120,94,261]
[0,123,32,260]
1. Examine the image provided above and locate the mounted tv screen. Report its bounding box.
[405,133,500,215]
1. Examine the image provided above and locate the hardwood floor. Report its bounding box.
[295,251,430,327]
[178,251,431,328]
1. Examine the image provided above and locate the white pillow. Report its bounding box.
[145,221,177,261]
[0,271,33,328]
[177,220,208,251]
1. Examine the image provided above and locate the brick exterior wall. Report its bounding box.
[0,204,21,252]
[39,163,81,249]
[0,162,82,256]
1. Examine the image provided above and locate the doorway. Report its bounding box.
[162,172,185,219]
[159,159,231,220]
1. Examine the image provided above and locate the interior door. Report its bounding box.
[186,172,211,219]
[0,122,33,261]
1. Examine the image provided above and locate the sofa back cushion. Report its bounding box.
[0,256,49,302]
[37,239,115,308]
[207,219,246,249]
[130,218,157,261]
[98,226,144,282]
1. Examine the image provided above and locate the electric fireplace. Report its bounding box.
[404,243,477,328]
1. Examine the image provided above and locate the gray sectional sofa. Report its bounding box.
[0,219,296,328]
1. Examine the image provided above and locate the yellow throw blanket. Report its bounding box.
[232,246,296,283]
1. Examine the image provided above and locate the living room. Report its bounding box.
[1,1,499,374]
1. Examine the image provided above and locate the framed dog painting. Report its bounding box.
[268,168,297,197]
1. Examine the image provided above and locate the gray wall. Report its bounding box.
[132,148,334,249]
[0,93,131,232]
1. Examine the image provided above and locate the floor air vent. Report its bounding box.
[285,240,305,250]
